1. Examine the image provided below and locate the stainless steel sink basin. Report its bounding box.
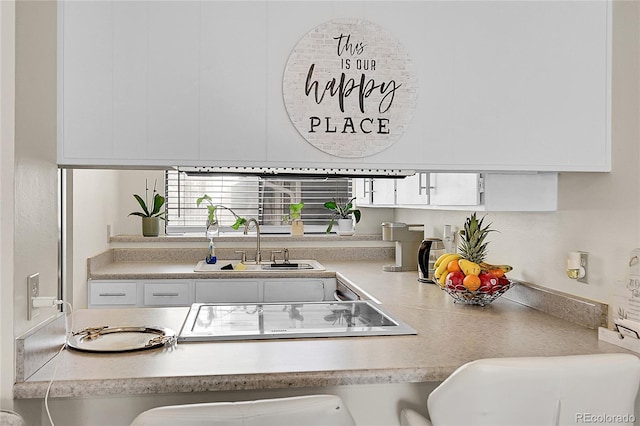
[194,260,325,272]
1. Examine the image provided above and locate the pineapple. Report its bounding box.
[458,213,493,263]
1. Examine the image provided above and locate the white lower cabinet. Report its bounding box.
[195,280,261,303]
[196,278,336,303]
[89,281,137,307]
[264,279,331,302]
[143,280,192,306]
[88,277,337,308]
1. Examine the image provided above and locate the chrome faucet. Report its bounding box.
[243,218,261,263]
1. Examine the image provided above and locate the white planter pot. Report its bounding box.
[337,218,355,236]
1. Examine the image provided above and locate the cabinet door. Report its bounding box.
[60,1,114,161]
[429,173,480,206]
[396,173,429,205]
[371,179,396,205]
[354,178,372,206]
[195,280,261,303]
[353,178,398,206]
[89,280,137,307]
[143,280,191,306]
[264,279,332,303]
[483,172,558,212]
[146,2,200,162]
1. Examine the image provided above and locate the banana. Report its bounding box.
[434,253,448,268]
[479,262,513,274]
[434,253,461,269]
[438,271,447,288]
[458,259,481,276]
[434,260,451,280]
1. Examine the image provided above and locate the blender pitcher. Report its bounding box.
[418,238,446,283]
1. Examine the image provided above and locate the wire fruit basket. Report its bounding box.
[442,279,516,306]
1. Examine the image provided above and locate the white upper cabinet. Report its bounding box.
[429,173,480,206]
[360,172,558,211]
[58,1,611,172]
[395,173,428,206]
[355,178,397,206]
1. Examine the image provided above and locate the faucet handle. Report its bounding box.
[270,250,282,263]
[234,250,247,263]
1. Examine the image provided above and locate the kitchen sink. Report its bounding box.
[194,259,325,272]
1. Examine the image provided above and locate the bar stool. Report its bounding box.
[0,410,25,426]
[401,353,640,426]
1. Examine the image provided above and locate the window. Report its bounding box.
[165,170,353,234]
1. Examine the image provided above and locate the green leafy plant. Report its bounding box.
[282,202,305,224]
[196,194,247,230]
[129,179,166,219]
[324,197,361,233]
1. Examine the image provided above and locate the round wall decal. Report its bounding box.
[283,19,418,158]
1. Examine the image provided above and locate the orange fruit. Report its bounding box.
[463,274,481,291]
[489,268,505,278]
[447,259,462,273]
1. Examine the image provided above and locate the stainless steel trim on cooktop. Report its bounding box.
[178,300,416,342]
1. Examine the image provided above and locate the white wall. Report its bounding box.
[71,170,120,308]
[0,0,15,409]
[1,0,58,408]
[13,0,59,335]
[395,0,640,305]
[116,170,166,236]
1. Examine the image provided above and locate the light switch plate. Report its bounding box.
[27,273,39,320]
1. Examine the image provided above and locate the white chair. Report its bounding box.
[130,394,356,426]
[0,410,25,426]
[400,353,640,426]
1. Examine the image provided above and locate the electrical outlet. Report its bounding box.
[27,273,39,320]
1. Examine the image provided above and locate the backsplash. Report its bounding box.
[15,313,66,382]
[91,246,395,267]
[505,282,607,330]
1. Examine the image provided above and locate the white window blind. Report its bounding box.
[165,170,353,234]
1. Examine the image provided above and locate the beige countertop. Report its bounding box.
[14,260,631,399]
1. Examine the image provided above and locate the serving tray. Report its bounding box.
[67,325,176,353]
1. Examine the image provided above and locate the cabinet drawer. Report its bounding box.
[143,282,191,306]
[89,281,137,306]
[195,280,260,303]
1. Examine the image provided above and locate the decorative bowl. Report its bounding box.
[442,279,516,306]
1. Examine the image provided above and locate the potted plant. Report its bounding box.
[129,179,166,237]
[196,194,247,237]
[324,197,361,235]
[282,202,305,236]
